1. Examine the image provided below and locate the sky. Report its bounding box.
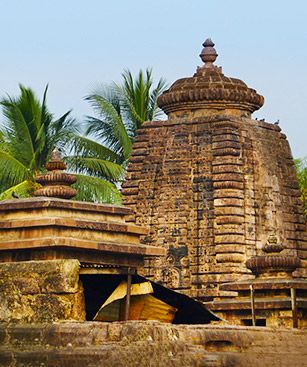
[0,0,306,157]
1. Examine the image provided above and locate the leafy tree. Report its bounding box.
[0,85,122,203]
[0,85,74,199]
[69,68,167,188]
[120,68,167,130]
[294,157,307,215]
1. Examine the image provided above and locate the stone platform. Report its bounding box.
[0,321,306,367]
[0,197,164,266]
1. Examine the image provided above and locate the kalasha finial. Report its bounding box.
[45,148,67,171]
[262,235,284,254]
[33,148,77,200]
[199,38,218,67]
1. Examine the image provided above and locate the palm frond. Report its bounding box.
[0,151,29,188]
[0,95,35,166]
[85,95,132,159]
[65,156,126,182]
[0,180,40,200]
[121,68,167,131]
[149,77,168,120]
[69,135,123,163]
[86,84,122,116]
[121,69,150,129]
[72,174,122,204]
[0,85,83,199]
[47,115,78,159]
[0,131,9,152]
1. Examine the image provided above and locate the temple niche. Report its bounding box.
[122,38,307,326]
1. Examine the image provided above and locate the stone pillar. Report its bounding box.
[0,259,85,323]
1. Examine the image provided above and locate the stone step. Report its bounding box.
[1,345,306,367]
[0,346,229,367]
[1,322,306,367]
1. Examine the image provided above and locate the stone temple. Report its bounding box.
[0,38,306,366]
[122,39,307,327]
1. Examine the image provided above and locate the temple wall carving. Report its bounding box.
[122,115,306,300]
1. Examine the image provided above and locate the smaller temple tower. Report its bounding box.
[210,235,307,327]
[0,149,163,323]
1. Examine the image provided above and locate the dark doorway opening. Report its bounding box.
[80,274,125,320]
[80,273,220,324]
[242,318,266,327]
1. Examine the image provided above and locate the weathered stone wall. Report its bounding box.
[122,115,306,300]
[0,260,85,323]
[0,321,306,367]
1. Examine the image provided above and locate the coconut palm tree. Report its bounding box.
[69,68,167,184]
[0,85,123,203]
[121,68,166,130]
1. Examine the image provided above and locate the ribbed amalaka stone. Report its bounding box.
[34,149,77,199]
[246,236,301,277]
[122,38,307,303]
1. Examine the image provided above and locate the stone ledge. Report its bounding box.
[0,321,306,367]
[221,278,307,291]
[0,217,148,236]
[0,237,165,257]
[0,197,132,215]
[206,297,307,311]
[0,259,80,293]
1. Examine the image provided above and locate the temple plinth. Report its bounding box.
[122,38,307,327]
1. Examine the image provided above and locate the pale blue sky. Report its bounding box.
[0,0,306,157]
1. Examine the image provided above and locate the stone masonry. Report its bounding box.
[0,321,306,367]
[0,260,85,323]
[122,39,307,301]
[0,151,164,324]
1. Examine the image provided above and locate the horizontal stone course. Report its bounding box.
[0,197,132,215]
[0,321,306,367]
[212,141,241,150]
[216,253,245,263]
[212,148,241,157]
[212,173,244,182]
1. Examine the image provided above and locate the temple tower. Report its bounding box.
[122,39,306,303]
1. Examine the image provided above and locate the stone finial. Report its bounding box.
[33,148,77,199]
[263,235,283,254]
[199,38,218,67]
[157,37,264,115]
[45,148,66,171]
[246,235,300,277]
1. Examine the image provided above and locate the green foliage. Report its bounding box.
[72,174,122,204]
[0,85,121,203]
[294,157,307,215]
[74,68,167,189]
[0,85,76,199]
[0,180,41,200]
[85,91,133,162]
[121,69,167,130]
[0,72,166,204]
